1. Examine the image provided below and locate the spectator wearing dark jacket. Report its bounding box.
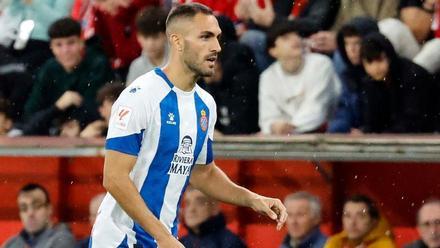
[360,32,435,133]
[18,18,113,136]
[280,192,327,248]
[404,199,440,248]
[181,187,247,248]
[328,17,379,133]
[200,15,259,135]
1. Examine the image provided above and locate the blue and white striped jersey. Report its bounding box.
[90,68,216,248]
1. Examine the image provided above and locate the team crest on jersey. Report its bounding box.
[114,106,132,130]
[200,109,208,132]
[168,135,194,177]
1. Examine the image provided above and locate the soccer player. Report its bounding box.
[89,3,287,248]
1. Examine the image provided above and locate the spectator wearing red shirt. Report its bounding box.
[92,0,160,79]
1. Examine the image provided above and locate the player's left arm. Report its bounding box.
[189,161,287,230]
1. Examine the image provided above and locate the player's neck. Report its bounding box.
[162,62,198,92]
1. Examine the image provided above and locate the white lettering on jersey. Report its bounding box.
[168,135,194,176]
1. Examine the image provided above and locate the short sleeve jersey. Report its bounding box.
[90,68,216,248]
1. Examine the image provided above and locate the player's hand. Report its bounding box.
[55,91,83,111]
[249,195,287,230]
[156,235,184,248]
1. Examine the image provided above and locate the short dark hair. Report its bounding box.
[136,7,168,37]
[96,81,125,105]
[0,98,13,120]
[361,32,394,63]
[340,25,360,38]
[266,21,302,51]
[166,3,213,31]
[344,194,380,220]
[19,183,51,204]
[48,17,81,39]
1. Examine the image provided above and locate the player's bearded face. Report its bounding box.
[182,39,218,77]
[180,14,222,78]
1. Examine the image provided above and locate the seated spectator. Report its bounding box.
[0,0,73,71]
[399,0,440,75]
[309,0,399,54]
[405,198,440,248]
[325,195,395,248]
[126,6,169,84]
[91,0,160,80]
[259,22,341,135]
[328,17,379,133]
[76,193,105,248]
[0,62,33,121]
[18,17,113,136]
[378,0,440,63]
[2,183,75,248]
[280,192,327,248]
[235,0,340,71]
[201,15,259,135]
[0,98,13,136]
[181,187,247,248]
[359,32,435,133]
[80,82,125,138]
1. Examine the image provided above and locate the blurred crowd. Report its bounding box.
[2,184,439,248]
[1,1,439,247]
[0,0,439,138]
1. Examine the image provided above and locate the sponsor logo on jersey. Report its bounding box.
[168,135,194,176]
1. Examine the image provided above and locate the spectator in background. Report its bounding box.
[2,183,75,248]
[259,21,340,135]
[235,0,339,71]
[359,32,435,133]
[92,0,160,80]
[402,0,440,75]
[80,82,125,138]
[181,187,247,248]
[76,193,105,248]
[327,17,379,133]
[0,98,13,136]
[280,192,327,248]
[18,18,113,136]
[309,0,399,55]
[0,0,73,71]
[178,0,238,21]
[201,15,259,135]
[325,195,395,248]
[405,199,440,248]
[126,6,169,84]
[71,0,95,39]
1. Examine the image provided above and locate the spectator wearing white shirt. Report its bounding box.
[259,21,341,135]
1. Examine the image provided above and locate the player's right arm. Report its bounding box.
[103,151,183,247]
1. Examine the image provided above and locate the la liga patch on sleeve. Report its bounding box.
[114,105,132,130]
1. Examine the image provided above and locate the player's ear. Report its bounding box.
[170,33,183,52]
